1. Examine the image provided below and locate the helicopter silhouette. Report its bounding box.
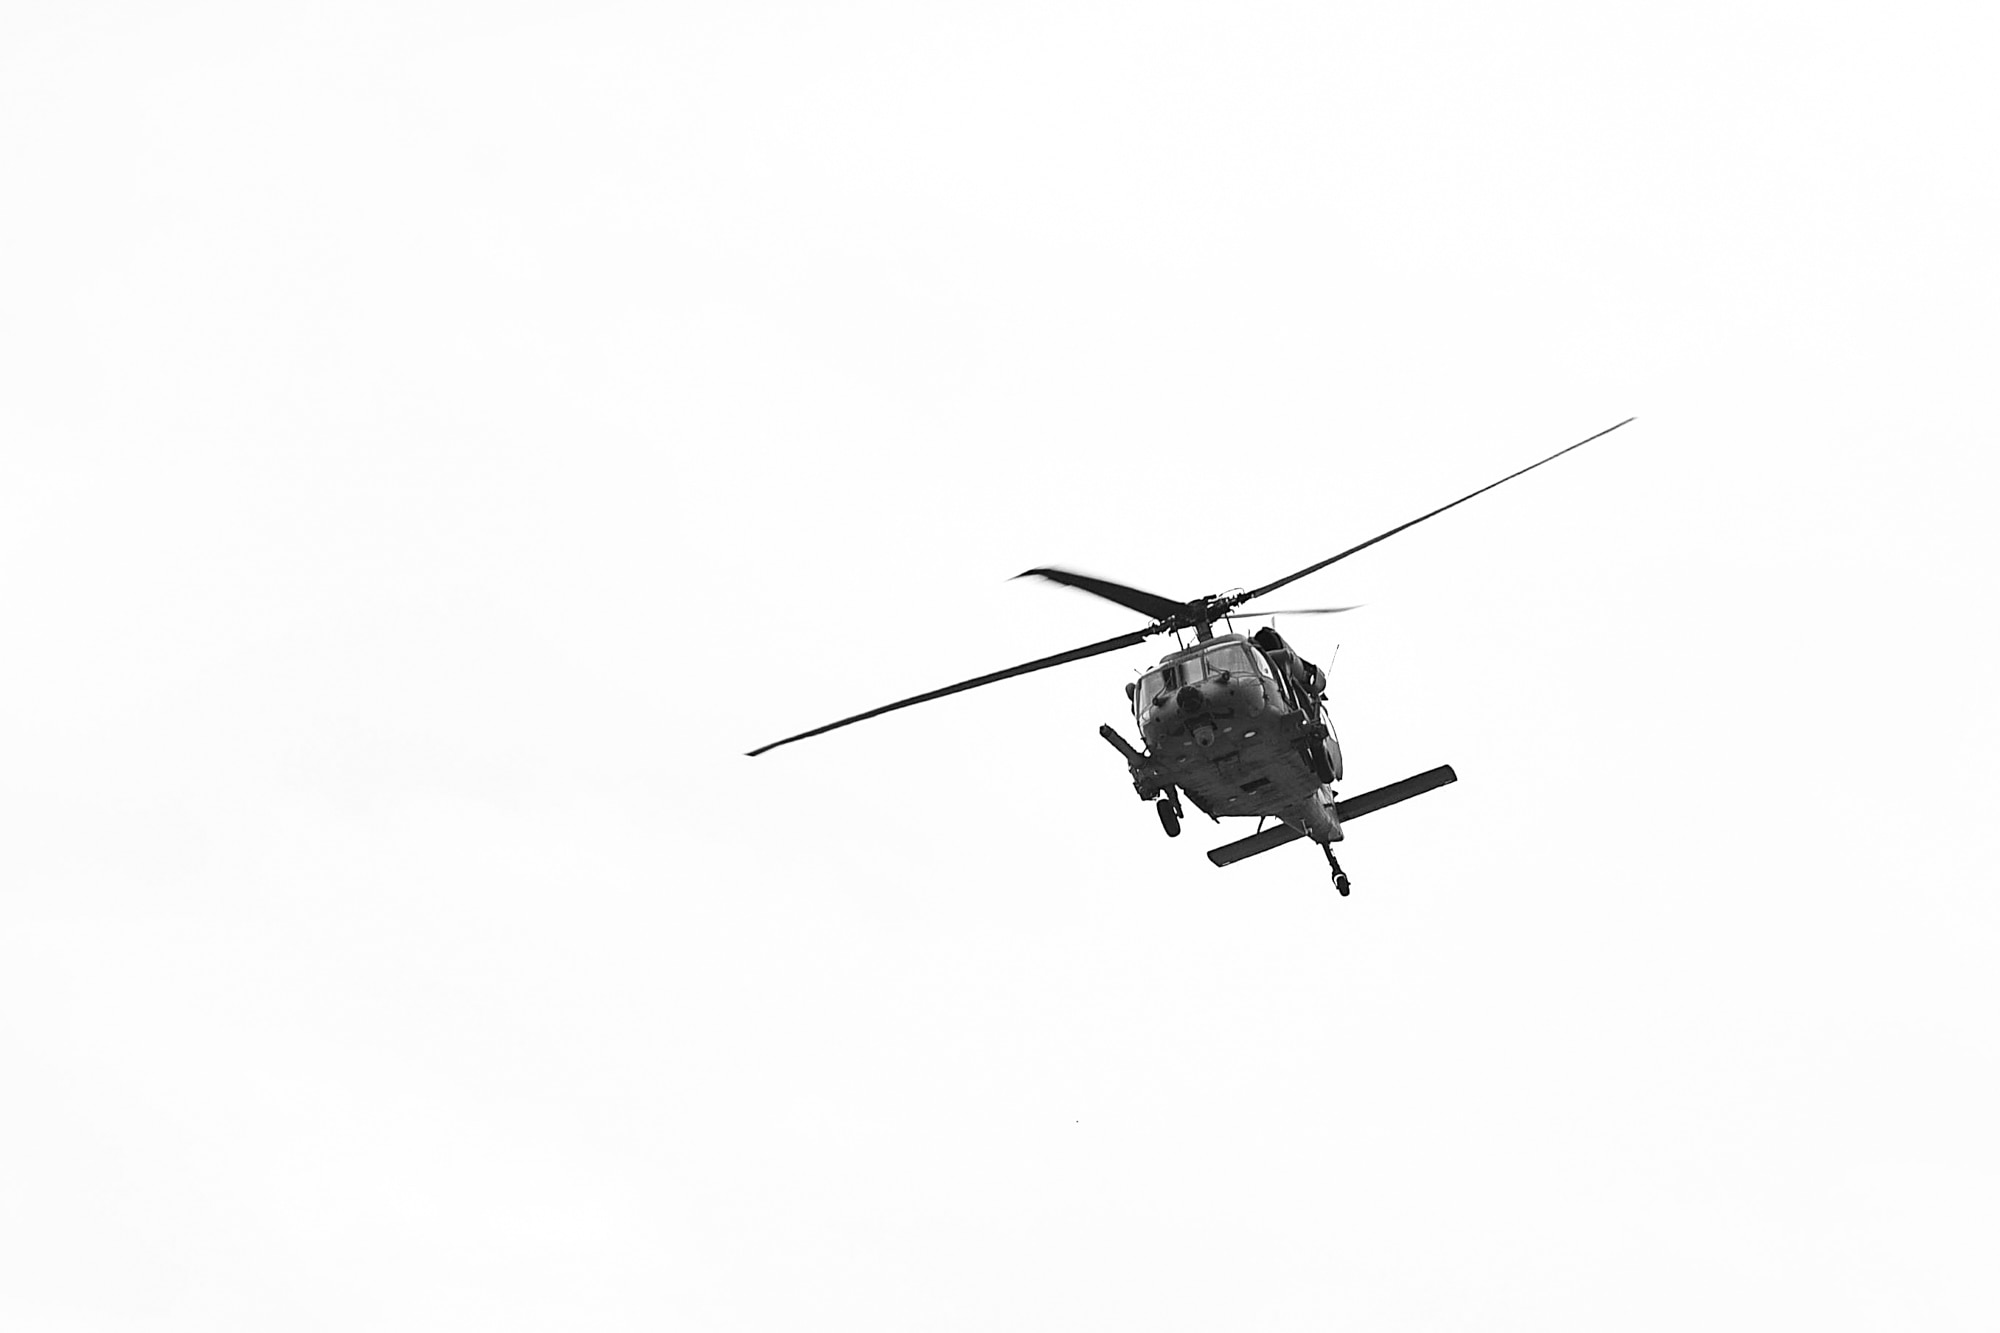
[749,418,1634,893]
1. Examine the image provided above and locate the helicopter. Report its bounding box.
[749,418,1634,893]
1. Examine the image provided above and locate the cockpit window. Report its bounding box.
[1202,644,1255,677]
[1137,662,1183,703]
[1136,646,1266,711]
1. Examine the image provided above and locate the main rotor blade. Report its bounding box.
[1014,567,1187,622]
[746,627,1157,757]
[1240,605,1364,616]
[1236,418,1635,606]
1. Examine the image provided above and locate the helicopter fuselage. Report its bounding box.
[1116,631,1347,844]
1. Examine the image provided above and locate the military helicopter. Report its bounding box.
[749,419,1634,893]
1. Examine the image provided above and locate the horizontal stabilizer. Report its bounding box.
[1205,765,1458,869]
[1334,765,1458,821]
[1207,823,1305,867]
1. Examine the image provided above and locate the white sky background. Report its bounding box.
[3,1,1997,1328]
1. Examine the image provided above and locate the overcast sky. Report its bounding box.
[4,2,1997,1329]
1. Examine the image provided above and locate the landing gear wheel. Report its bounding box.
[1321,844,1350,895]
[1156,800,1181,838]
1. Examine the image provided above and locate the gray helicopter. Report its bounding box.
[750,419,1633,893]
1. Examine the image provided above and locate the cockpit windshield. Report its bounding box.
[1136,661,1183,704]
[1134,642,1267,712]
[1202,643,1254,676]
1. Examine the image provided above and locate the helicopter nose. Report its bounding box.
[1176,684,1204,714]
